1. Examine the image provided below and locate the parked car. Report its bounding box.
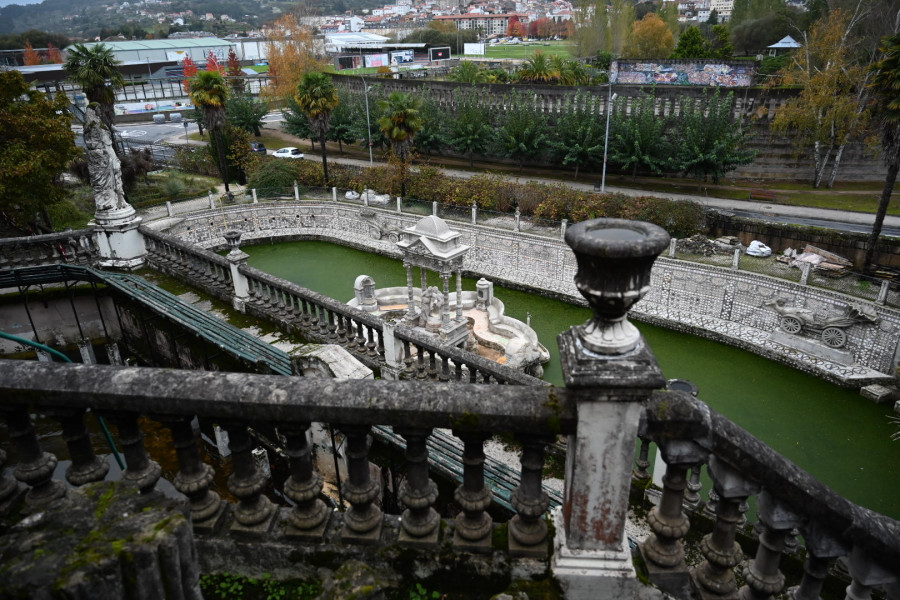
[250,142,267,154]
[272,147,304,159]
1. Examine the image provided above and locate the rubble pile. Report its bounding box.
[776,244,853,278]
[676,234,725,256]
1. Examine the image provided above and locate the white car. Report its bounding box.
[272,147,304,159]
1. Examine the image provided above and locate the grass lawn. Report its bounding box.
[476,41,575,60]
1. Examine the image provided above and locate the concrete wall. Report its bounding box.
[153,201,900,386]
[0,295,119,355]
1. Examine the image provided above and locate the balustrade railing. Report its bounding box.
[142,227,233,294]
[0,229,98,271]
[637,390,900,600]
[0,361,574,558]
[2,362,898,598]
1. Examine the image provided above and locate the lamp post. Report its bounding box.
[183,120,189,143]
[360,76,374,167]
[600,84,617,194]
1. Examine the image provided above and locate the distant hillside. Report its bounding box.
[0,0,386,39]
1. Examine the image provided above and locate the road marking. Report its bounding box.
[119,130,148,138]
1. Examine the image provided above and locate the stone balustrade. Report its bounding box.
[637,390,900,600]
[1,361,898,598]
[141,227,543,385]
[0,229,98,271]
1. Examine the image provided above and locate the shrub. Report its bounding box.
[247,158,302,196]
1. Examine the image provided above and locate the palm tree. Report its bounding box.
[377,92,424,197]
[189,70,231,192]
[517,51,559,84]
[296,72,339,185]
[64,43,124,151]
[864,31,900,272]
[449,61,487,84]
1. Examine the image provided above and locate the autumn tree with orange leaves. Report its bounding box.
[264,14,324,101]
[182,56,198,93]
[23,41,41,65]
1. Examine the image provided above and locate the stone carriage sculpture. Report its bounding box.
[766,298,878,349]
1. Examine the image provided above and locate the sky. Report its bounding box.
[0,0,45,7]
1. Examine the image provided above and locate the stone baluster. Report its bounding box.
[282,423,330,541]
[641,440,707,597]
[404,261,416,321]
[402,340,415,376]
[319,306,331,337]
[103,411,161,494]
[353,320,366,353]
[684,465,703,511]
[633,437,651,481]
[509,434,552,558]
[791,521,848,600]
[0,449,25,513]
[844,547,897,600]
[326,310,338,339]
[454,361,463,382]
[307,300,319,327]
[366,326,377,356]
[335,314,349,345]
[439,354,450,382]
[159,415,224,533]
[396,427,439,547]
[5,407,66,508]
[416,346,427,380]
[452,431,493,553]
[222,423,277,534]
[468,365,478,383]
[692,456,760,600]
[376,329,385,358]
[427,349,438,380]
[739,490,803,600]
[47,408,109,486]
[339,425,383,544]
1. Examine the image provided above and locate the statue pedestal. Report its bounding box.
[92,206,146,269]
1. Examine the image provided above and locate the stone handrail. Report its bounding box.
[2,362,898,598]
[0,228,98,271]
[637,389,900,599]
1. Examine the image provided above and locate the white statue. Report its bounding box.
[83,105,130,213]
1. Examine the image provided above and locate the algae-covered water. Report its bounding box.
[243,240,900,520]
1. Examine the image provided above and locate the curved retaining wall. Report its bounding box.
[151,201,900,387]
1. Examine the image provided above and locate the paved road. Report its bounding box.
[144,117,900,238]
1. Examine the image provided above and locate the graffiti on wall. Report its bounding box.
[612,61,757,87]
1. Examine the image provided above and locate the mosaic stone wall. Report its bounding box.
[162,202,900,385]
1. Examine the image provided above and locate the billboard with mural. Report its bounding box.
[364,53,390,68]
[611,60,757,87]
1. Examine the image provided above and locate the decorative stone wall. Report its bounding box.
[158,202,900,386]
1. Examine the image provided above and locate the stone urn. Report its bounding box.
[564,218,670,355]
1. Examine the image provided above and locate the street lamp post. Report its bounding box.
[183,120,189,143]
[600,84,617,194]
[361,76,374,167]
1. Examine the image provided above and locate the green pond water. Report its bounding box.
[243,240,900,520]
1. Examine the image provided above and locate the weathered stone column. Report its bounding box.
[223,423,277,535]
[790,521,848,600]
[340,425,383,544]
[282,423,331,541]
[739,490,803,600]
[5,407,67,509]
[452,430,493,553]
[159,415,225,533]
[405,262,416,321]
[640,440,707,597]
[225,231,251,313]
[396,427,440,547]
[0,449,25,514]
[692,456,760,600]
[843,547,896,600]
[105,412,162,494]
[455,267,463,320]
[48,407,110,487]
[553,218,669,600]
[441,271,451,327]
[510,433,553,558]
